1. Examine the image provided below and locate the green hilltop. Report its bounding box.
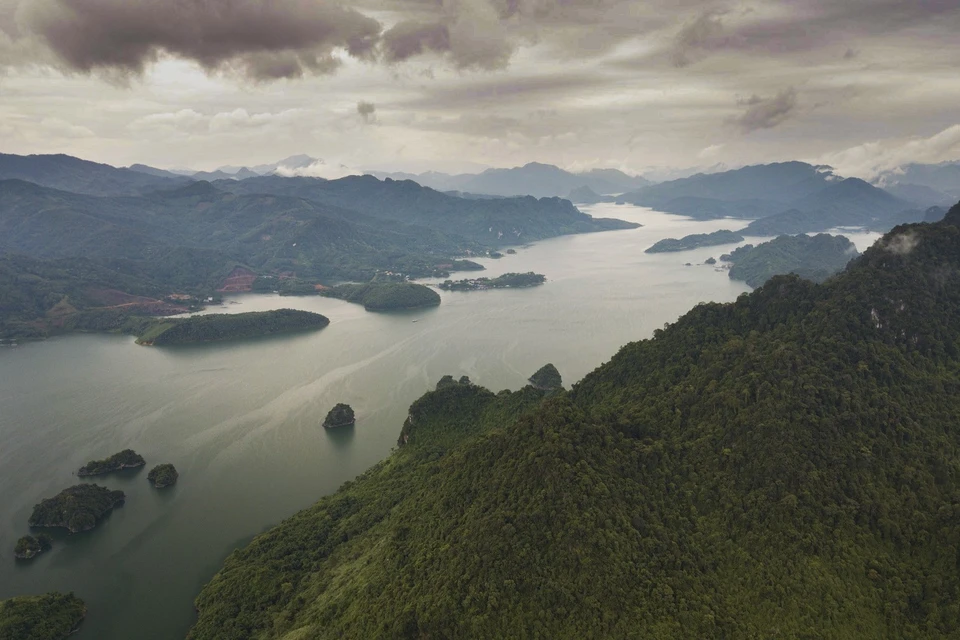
[190,207,960,638]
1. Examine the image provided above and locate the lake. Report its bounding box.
[0,206,881,638]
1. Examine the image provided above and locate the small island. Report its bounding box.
[0,592,86,639]
[28,484,125,533]
[323,404,356,429]
[726,233,859,287]
[14,534,53,560]
[645,230,745,254]
[528,363,563,391]
[137,309,329,345]
[321,283,441,311]
[438,272,546,291]
[77,449,145,476]
[147,464,179,489]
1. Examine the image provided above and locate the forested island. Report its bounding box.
[13,534,52,560]
[323,404,356,429]
[77,449,145,476]
[147,464,179,489]
[191,207,960,638]
[321,283,441,311]
[136,309,329,345]
[0,592,85,639]
[726,233,859,287]
[645,229,745,253]
[438,272,546,291]
[28,484,125,533]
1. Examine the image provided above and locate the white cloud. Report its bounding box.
[816,124,960,180]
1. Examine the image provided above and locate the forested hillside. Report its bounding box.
[0,156,636,339]
[190,204,960,639]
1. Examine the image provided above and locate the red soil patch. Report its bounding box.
[218,267,257,292]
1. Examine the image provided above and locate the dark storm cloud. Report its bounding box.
[382,21,451,62]
[668,0,960,65]
[728,87,798,133]
[16,0,382,80]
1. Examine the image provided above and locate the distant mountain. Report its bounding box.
[884,182,954,207]
[214,175,637,246]
[370,162,651,198]
[0,166,638,338]
[620,161,838,219]
[743,178,913,235]
[0,152,188,196]
[877,161,960,200]
[127,163,183,179]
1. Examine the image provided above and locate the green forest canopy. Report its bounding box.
[189,208,960,638]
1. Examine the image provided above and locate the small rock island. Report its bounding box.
[147,464,179,488]
[28,484,125,533]
[528,363,564,391]
[77,449,145,476]
[323,404,356,429]
[14,534,53,560]
[438,272,546,291]
[0,592,86,639]
[137,309,330,345]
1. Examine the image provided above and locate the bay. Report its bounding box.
[0,205,879,638]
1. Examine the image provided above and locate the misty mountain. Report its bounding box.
[370,162,651,198]
[213,174,637,245]
[877,161,960,200]
[0,152,188,196]
[742,178,913,235]
[620,161,839,218]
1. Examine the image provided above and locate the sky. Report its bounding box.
[1,0,959,179]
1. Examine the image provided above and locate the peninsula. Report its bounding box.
[136,309,329,345]
[438,272,546,291]
[321,283,441,311]
[726,233,859,287]
[28,484,125,533]
[0,592,85,639]
[645,229,745,253]
[77,449,145,476]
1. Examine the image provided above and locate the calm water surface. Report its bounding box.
[0,206,880,638]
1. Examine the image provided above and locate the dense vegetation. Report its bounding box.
[28,485,125,533]
[321,283,441,311]
[0,592,85,640]
[13,534,52,560]
[645,229,744,253]
[77,449,145,476]
[726,233,859,287]
[438,272,546,291]
[323,404,356,429]
[138,310,329,345]
[147,464,179,488]
[0,156,636,339]
[191,207,960,638]
[528,363,563,390]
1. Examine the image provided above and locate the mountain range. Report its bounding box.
[354,162,650,198]
[0,153,636,338]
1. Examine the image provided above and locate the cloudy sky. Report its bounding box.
[1,0,959,178]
